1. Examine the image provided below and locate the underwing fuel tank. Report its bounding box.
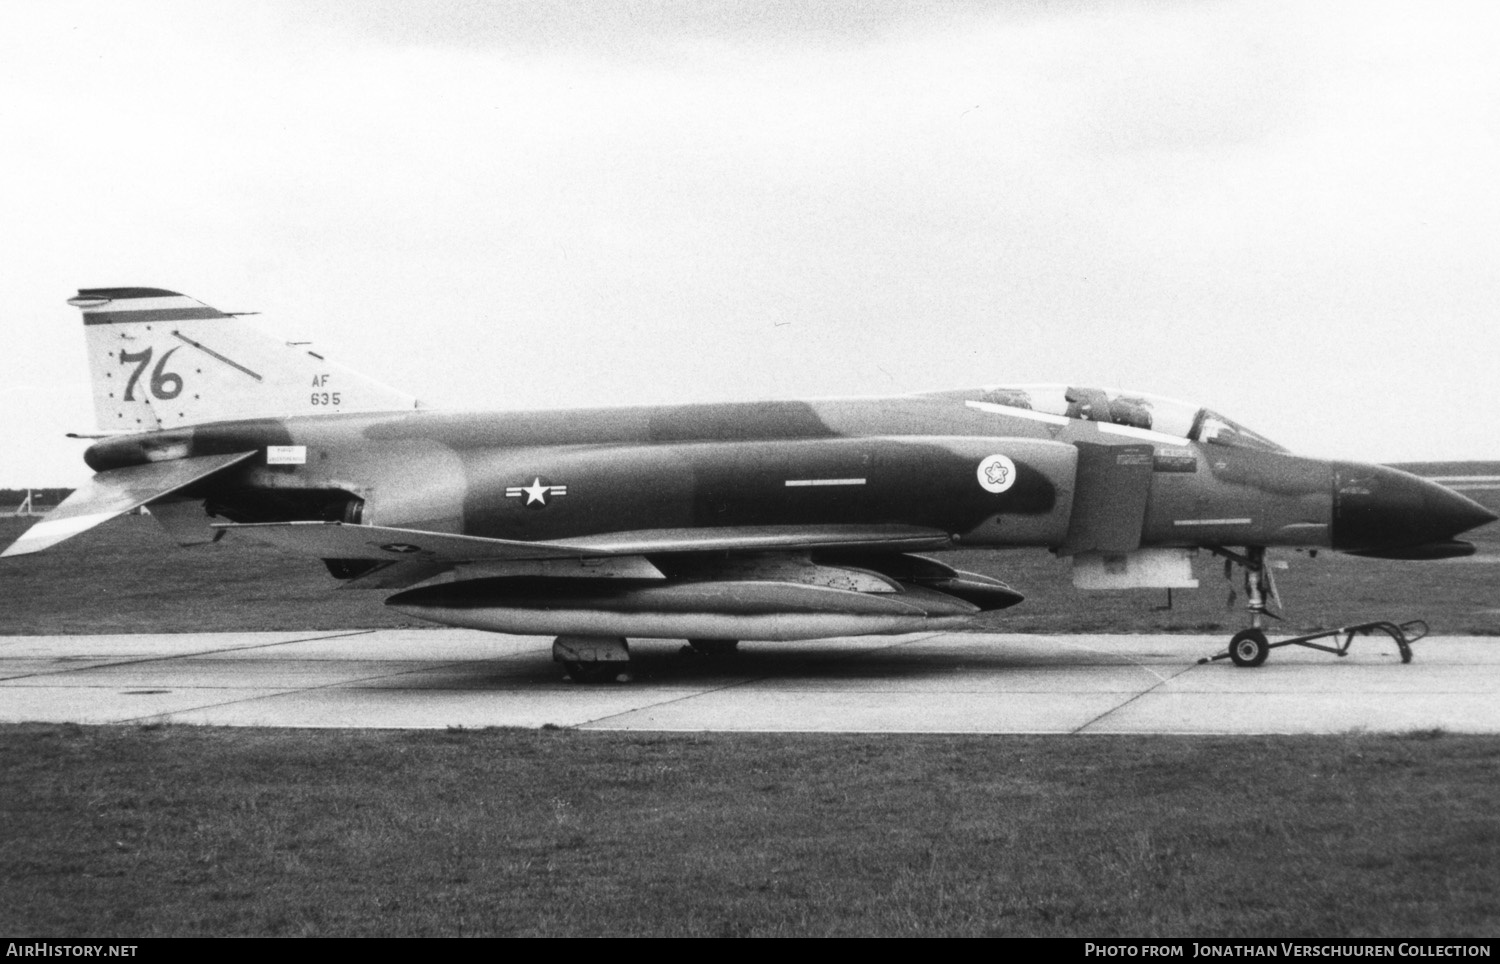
[386,573,1022,641]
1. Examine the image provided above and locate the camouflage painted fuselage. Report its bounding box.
[19,284,1493,648]
[81,390,1489,558]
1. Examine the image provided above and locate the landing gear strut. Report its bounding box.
[1236,546,1281,627]
[1211,546,1280,668]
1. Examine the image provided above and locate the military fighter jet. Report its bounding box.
[5,287,1493,679]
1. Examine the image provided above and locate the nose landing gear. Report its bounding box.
[1204,546,1429,667]
[1212,546,1280,668]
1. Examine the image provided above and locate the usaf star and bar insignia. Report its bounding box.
[506,477,568,508]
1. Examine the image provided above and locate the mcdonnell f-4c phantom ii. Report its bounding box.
[5,287,1494,680]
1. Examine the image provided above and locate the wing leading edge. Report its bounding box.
[214,520,954,564]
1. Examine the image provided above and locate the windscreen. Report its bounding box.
[1191,410,1288,453]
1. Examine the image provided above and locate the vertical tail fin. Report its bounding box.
[72,287,419,431]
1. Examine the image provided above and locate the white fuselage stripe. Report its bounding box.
[964,400,1070,425]
[1097,422,1192,446]
[1173,518,1253,526]
[964,400,1195,445]
[784,478,866,487]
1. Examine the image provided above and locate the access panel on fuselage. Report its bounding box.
[1059,442,1154,555]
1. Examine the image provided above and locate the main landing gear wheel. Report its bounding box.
[687,639,739,657]
[1228,628,1269,668]
[552,634,631,684]
[563,661,622,684]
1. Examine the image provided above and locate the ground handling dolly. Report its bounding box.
[1200,619,1429,668]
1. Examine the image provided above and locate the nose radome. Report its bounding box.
[1421,480,1499,541]
[1331,462,1498,551]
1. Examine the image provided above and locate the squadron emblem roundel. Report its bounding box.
[976,454,1017,494]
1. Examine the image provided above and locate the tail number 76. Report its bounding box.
[119,347,183,401]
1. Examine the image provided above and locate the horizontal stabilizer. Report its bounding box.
[2,451,257,557]
[216,521,954,564]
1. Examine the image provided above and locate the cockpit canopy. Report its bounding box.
[976,384,1287,453]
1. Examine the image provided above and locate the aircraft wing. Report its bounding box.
[215,520,952,563]
[216,521,601,563]
[553,524,953,555]
[2,451,258,557]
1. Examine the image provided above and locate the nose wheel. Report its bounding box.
[1227,628,1269,668]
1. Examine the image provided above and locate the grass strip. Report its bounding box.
[2,725,1497,937]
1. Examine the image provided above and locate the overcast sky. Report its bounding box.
[3,0,1498,486]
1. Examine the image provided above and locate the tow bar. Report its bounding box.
[1200,620,1429,667]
